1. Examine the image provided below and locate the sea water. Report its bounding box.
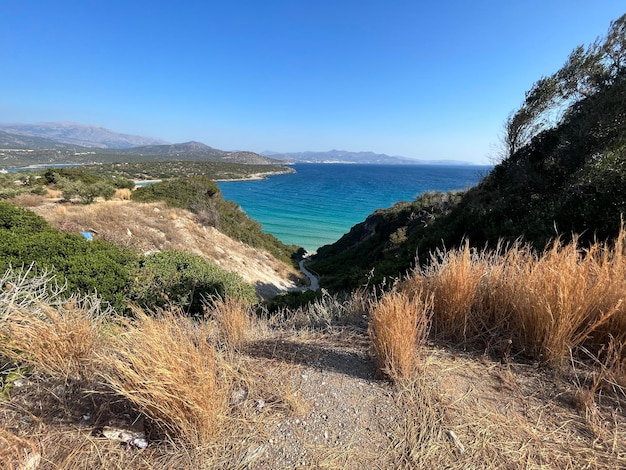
[217,163,491,252]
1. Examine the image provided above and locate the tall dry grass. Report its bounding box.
[208,297,252,350]
[0,302,104,381]
[399,228,626,367]
[98,308,229,444]
[0,267,106,381]
[113,188,132,200]
[497,236,625,365]
[368,290,432,382]
[417,241,488,343]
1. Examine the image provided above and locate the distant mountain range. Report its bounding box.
[0,121,476,167]
[0,122,283,166]
[261,150,476,165]
[0,122,168,149]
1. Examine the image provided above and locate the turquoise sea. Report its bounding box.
[217,164,491,252]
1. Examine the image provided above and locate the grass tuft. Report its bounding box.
[368,290,431,382]
[399,228,626,366]
[98,308,229,444]
[0,267,106,381]
[208,297,252,350]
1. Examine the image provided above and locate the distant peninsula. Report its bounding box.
[262,149,477,165]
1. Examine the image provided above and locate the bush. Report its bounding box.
[0,202,137,311]
[0,202,51,233]
[129,250,256,314]
[43,168,133,203]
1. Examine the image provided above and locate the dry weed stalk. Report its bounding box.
[98,308,229,444]
[368,290,431,382]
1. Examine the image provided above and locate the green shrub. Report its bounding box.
[0,202,52,233]
[43,168,133,203]
[0,202,137,311]
[129,250,257,314]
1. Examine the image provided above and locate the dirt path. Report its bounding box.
[298,257,320,292]
[244,328,397,468]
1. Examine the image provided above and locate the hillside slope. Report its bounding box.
[26,199,303,298]
[312,15,626,290]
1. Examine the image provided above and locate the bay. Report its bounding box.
[217,163,491,252]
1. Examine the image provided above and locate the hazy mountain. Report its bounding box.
[0,122,168,149]
[0,130,85,150]
[0,125,282,166]
[262,149,476,165]
[117,141,285,164]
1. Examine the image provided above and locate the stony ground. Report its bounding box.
[2,321,626,469]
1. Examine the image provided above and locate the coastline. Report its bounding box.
[214,168,296,183]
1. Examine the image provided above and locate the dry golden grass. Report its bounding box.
[391,370,445,467]
[98,308,229,444]
[419,241,487,342]
[46,188,63,199]
[8,193,45,207]
[207,297,252,350]
[368,290,431,382]
[388,348,626,469]
[112,188,132,200]
[400,228,626,367]
[54,204,68,217]
[0,428,39,470]
[504,237,625,365]
[0,300,105,382]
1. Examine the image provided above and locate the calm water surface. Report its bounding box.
[217,164,490,252]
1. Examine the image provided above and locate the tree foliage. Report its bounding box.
[314,14,626,292]
[502,14,626,160]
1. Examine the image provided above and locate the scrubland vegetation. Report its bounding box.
[1,13,626,469]
[0,202,257,313]
[2,227,626,468]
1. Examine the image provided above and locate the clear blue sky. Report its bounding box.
[1,1,623,163]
